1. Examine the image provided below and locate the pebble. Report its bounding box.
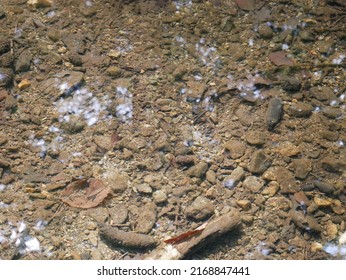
[321,130,339,142]
[236,200,251,211]
[310,242,323,252]
[289,210,322,232]
[135,203,157,234]
[223,166,245,189]
[325,220,338,241]
[224,140,246,159]
[15,50,32,72]
[185,196,214,220]
[243,176,264,193]
[248,151,272,174]
[261,181,279,196]
[14,78,29,91]
[310,86,336,101]
[322,107,343,119]
[104,170,129,193]
[245,130,266,146]
[106,66,122,78]
[291,158,312,179]
[136,183,152,194]
[153,190,167,204]
[278,141,300,157]
[206,170,217,184]
[321,157,346,173]
[86,207,109,223]
[109,204,128,224]
[287,102,313,117]
[263,167,298,194]
[235,107,253,126]
[266,97,283,131]
[47,27,61,42]
[313,181,334,194]
[314,196,332,207]
[258,24,274,39]
[187,161,208,178]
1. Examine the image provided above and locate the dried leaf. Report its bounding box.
[268,51,295,66]
[60,178,110,209]
[235,0,256,11]
[163,223,207,245]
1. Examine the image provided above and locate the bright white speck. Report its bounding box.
[18,222,27,233]
[313,107,320,112]
[337,140,344,147]
[248,39,254,47]
[339,94,345,101]
[0,74,5,81]
[34,220,48,231]
[0,235,6,244]
[46,11,56,18]
[332,54,345,65]
[224,179,235,189]
[24,237,41,252]
[330,100,338,106]
[282,44,289,50]
[0,184,6,191]
[85,0,93,6]
[10,230,17,240]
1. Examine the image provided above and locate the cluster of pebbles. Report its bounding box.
[0,39,14,88]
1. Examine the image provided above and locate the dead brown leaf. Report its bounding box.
[268,51,295,66]
[235,0,256,11]
[60,178,111,209]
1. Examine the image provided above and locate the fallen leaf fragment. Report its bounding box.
[235,0,256,11]
[269,51,295,66]
[60,178,111,209]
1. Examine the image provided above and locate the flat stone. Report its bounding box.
[289,210,322,232]
[104,170,129,193]
[245,130,266,146]
[313,181,334,194]
[236,200,251,211]
[310,86,336,101]
[15,50,32,72]
[86,207,109,223]
[135,203,157,234]
[321,130,339,141]
[248,151,272,174]
[0,157,10,167]
[224,140,246,159]
[185,196,214,220]
[206,170,217,184]
[321,157,346,173]
[94,135,113,152]
[314,196,332,207]
[243,176,264,193]
[278,141,300,157]
[291,158,312,179]
[288,102,313,117]
[136,183,152,194]
[187,162,208,178]
[153,190,167,204]
[108,204,128,224]
[322,107,343,119]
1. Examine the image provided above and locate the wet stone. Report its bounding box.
[322,107,343,119]
[245,131,266,146]
[321,130,339,142]
[187,162,208,178]
[248,151,272,174]
[47,28,61,42]
[224,140,246,159]
[135,183,152,194]
[313,181,334,194]
[135,203,157,234]
[266,98,283,131]
[287,102,313,118]
[109,204,128,224]
[258,24,274,39]
[104,170,129,193]
[291,158,312,179]
[185,196,214,221]
[206,170,217,184]
[289,210,322,232]
[321,157,346,173]
[224,166,245,189]
[152,190,167,204]
[243,176,264,193]
[310,86,336,101]
[15,50,32,72]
